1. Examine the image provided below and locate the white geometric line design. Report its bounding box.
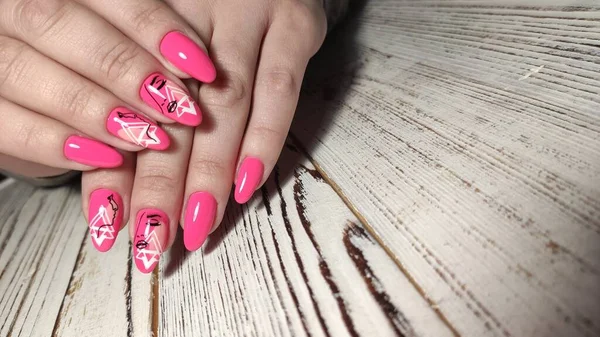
[89,205,115,246]
[135,229,163,270]
[114,117,160,147]
[165,84,197,118]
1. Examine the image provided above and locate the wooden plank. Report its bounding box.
[0,182,85,337]
[292,1,600,336]
[51,233,154,337]
[159,144,453,337]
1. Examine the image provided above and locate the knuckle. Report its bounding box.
[188,157,228,178]
[0,37,29,89]
[281,1,327,51]
[136,165,182,194]
[12,0,69,39]
[258,70,297,98]
[128,3,164,34]
[200,69,248,109]
[17,119,41,150]
[59,84,93,123]
[247,124,287,145]
[96,41,142,82]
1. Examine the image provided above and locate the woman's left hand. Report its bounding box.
[80,0,327,273]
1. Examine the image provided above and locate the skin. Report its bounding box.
[0,0,213,172]
[81,0,328,253]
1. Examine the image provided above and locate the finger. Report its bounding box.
[0,97,122,170]
[79,0,216,83]
[234,8,326,203]
[0,153,71,179]
[181,16,265,251]
[129,124,193,273]
[82,152,135,252]
[0,0,203,126]
[0,36,171,151]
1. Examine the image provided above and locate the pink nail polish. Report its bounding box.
[88,189,123,252]
[133,209,168,274]
[234,157,264,204]
[183,192,217,251]
[63,135,123,168]
[160,31,216,83]
[139,73,202,126]
[106,107,170,150]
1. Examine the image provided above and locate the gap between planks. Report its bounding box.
[289,134,461,337]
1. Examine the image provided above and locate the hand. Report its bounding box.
[80,0,327,272]
[0,0,217,178]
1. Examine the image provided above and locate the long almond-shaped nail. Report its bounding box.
[160,31,216,83]
[235,157,264,204]
[133,209,168,274]
[184,192,217,251]
[88,189,123,252]
[63,135,123,168]
[106,107,170,150]
[139,73,202,126]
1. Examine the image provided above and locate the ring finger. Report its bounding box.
[129,123,193,273]
[0,0,208,126]
[0,36,171,152]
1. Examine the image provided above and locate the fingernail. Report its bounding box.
[139,73,202,126]
[88,189,123,252]
[183,192,217,251]
[63,135,123,168]
[133,209,168,274]
[234,157,264,204]
[106,107,170,150]
[160,31,216,83]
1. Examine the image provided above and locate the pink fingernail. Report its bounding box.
[106,107,170,150]
[88,189,123,252]
[160,31,216,83]
[183,192,217,251]
[234,157,264,204]
[133,209,168,274]
[63,135,123,168]
[139,73,202,126]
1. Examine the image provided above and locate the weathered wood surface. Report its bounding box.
[1,0,600,336]
[292,0,600,336]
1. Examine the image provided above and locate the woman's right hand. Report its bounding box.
[0,0,216,177]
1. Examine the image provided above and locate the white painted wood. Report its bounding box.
[52,234,154,337]
[0,184,85,337]
[159,145,453,337]
[2,1,599,336]
[293,1,600,336]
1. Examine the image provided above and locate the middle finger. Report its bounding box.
[0,0,202,126]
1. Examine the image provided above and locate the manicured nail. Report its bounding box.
[88,189,123,252]
[63,135,123,168]
[234,157,264,204]
[133,209,168,274]
[106,107,170,150]
[160,31,216,83]
[183,192,217,251]
[139,73,202,126]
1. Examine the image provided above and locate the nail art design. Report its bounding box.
[134,209,168,273]
[88,189,123,252]
[184,192,217,251]
[160,31,216,83]
[139,73,202,126]
[235,157,264,204]
[63,135,123,168]
[106,108,170,150]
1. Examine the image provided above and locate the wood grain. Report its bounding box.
[0,182,84,337]
[292,1,600,336]
[159,144,453,337]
